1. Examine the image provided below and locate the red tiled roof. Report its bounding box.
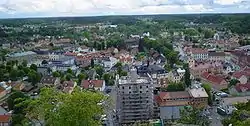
[235,83,250,92]
[233,67,250,78]
[190,48,208,54]
[81,80,104,89]
[202,72,226,85]
[63,81,75,87]
[0,115,10,123]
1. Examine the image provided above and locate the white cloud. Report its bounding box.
[0,0,249,18]
[214,0,243,5]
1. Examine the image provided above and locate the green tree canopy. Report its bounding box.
[202,83,212,105]
[26,87,105,126]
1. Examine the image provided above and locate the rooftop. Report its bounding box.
[7,51,36,57]
[0,115,10,123]
[118,77,150,85]
[159,91,191,100]
[189,87,209,98]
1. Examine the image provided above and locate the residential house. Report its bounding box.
[0,82,12,99]
[190,61,223,78]
[81,80,105,92]
[230,82,250,96]
[168,68,185,83]
[230,50,250,69]
[201,72,228,90]
[40,76,60,87]
[98,57,118,71]
[117,54,133,64]
[10,81,25,91]
[62,81,77,94]
[232,67,250,84]
[0,115,11,126]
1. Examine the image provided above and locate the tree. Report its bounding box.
[52,71,61,77]
[7,91,27,110]
[10,69,18,81]
[26,87,105,126]
[77,73,86,84]
[65,73,73,81]
[163,82,185,92]
[7,91,30,125]
[229,79,240,88]
[202,83,212,105]
[184,63,191,87]
[22,60,28,67]
[28,70,41,86]
[103,73,110,83]
[30,64,37,71]
[204,29,215,39]
[66,68,73,75]
[95,66,104,78]
[179,107,210,126]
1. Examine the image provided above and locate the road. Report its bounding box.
[209,106,223,126]
[222,96,250,105]
[104,86,118,126]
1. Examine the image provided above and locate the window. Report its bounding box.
[146,86,148,88]
[140,91,142,93]
[122,86,124,89]
[140,86,142,89]
[129,86,131,89]
[129,91,131,94]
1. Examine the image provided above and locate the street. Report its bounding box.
[104,86,118,126]
[222,96,250,105]
[209,106,223,126]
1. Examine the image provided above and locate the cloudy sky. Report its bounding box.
[0,0,249,18]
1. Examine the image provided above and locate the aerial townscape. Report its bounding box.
[1,13,250,126]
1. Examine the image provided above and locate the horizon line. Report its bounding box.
[1,12,250,20]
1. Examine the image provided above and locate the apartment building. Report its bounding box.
[117,68,154,125]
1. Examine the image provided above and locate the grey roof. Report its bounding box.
[208,52,225,57]
[0,106,7,114]
[147,65,165,72]
[7,51,36,57]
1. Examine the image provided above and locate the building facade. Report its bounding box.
[117,68,154,125]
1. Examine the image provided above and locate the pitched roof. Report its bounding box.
[0,115,10,123]
[81,80,104,89]
[235,83,250,92]
[190,48,208,54]
[202,72,226,85]
[63,81,75,87]
[232,68,250,78]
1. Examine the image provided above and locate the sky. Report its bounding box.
[0,0,250,18]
